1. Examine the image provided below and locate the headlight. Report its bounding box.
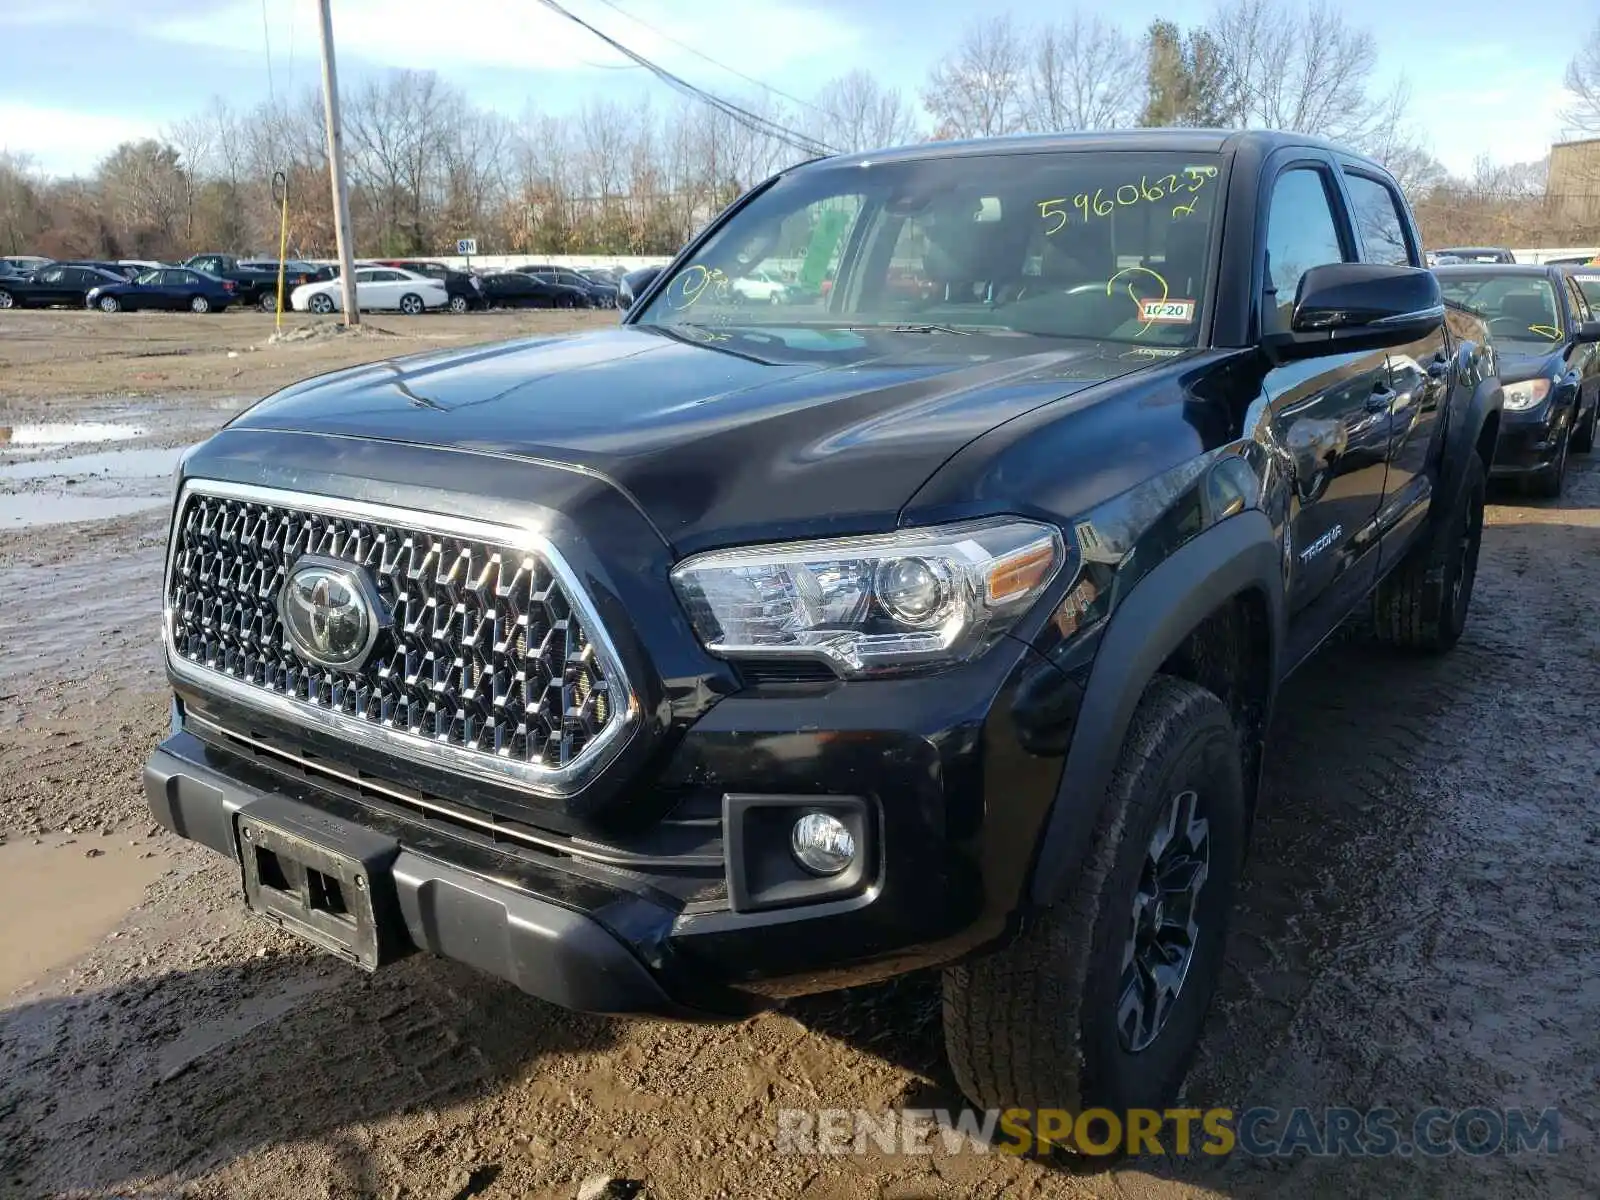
[1503,379,1552,410]
[670,518,1066,677]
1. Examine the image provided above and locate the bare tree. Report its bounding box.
[1025,13,1143,132]
[1207,0,1383,141]
[96,140,187,256]
[813,70,921,152]
[1564,19,1600,135]
[921,16,1027,139]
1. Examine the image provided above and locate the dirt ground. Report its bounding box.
[1,309,1597,1199]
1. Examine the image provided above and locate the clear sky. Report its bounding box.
[0,0,1588,177]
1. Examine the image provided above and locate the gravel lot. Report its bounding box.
[2,309,1597,1199]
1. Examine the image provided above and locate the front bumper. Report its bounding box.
[1490,403,1567,475]
[150,627,1079,1014]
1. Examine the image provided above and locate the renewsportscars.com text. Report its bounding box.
[775,1106,1562,1158]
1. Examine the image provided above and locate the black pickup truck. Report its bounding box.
[181,254,325,311]
[147,130,1501,1128]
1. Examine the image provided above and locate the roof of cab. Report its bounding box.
[816,128,1377,169]
[1433,263,1552,276]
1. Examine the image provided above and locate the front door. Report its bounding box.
[1260,164,1393,668]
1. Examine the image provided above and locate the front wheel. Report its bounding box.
[98,295,120,313]
[0,289,15,310]
[398,292,424,315]
[308,293,335,315]
[189,295,211,314]
[1373,450,1486,650]
[1528,424,1569,499]
[943,676,1244,1131]
[1571,401,1597,454]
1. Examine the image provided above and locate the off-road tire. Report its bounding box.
[942,675,1245,1132]
[1571,402,1597,455]
[1373,450,1485,651]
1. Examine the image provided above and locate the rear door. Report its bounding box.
[1258,159,1394,668]
[1339,167,1447,562]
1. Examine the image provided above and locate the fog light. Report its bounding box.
[790,812,857,875]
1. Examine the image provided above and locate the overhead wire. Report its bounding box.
[583,0,828,119]
[533,0,835,157]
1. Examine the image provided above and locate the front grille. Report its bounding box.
[164,483,633,797]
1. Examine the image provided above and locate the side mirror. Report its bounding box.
[618,266,663,313]
[1574,320,1600,344]
[1263,263,1444,362]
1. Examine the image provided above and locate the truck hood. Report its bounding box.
[230,324,1178,551]
[1495,347,1563,383]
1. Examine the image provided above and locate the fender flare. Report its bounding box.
[1028,508,1285,906]
[1438,372,1503,508]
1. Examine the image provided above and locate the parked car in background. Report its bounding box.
[375,259,485,313]
[290,265,449,314]
[1436,263,1600,495]
[0,263,126,309]
[183,254,326,311]
[116,259,173,278]
[86,266,237,313]
[1,255,51,274]
[1433,246,1517,265]
[542,268,617,307]
[479,271,590,308]
[241,259,336,283]
[728,267,790,304]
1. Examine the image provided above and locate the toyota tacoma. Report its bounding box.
[147,131,1502,1122]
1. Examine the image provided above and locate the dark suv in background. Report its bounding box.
[148,130,1500,1134]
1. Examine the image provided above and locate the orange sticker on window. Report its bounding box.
[1139,298,1195,324]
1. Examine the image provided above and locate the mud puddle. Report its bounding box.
[0,421,147,453]
[0,443,185,529]
[0,837,168,997]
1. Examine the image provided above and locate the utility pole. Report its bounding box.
[316,0,360,325]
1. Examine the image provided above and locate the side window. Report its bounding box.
[1263,168,1350,330]
[1343,173,1413,267]
[1566,276,1592,323]
[37,267,63,283]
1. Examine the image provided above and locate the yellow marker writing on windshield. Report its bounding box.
[1106,266,1170,337]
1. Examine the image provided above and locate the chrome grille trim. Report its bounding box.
[163,479,639,799]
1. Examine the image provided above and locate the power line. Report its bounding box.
[533,0,835,158]
[260,0,275,104]
[583,0,828,118]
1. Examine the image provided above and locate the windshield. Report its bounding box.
[634,150,1225,346]
[1436,272,1564,344]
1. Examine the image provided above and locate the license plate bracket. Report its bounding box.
[236,796,405,971]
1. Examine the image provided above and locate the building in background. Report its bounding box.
[1550,138,1600,229]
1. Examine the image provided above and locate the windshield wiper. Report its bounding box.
[841,322,989,336]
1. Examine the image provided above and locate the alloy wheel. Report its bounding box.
[1117,788,1211,1053]
[0,291,14,309]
